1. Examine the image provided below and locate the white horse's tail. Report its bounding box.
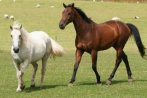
[50,38,64,57]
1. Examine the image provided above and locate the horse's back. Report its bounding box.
[30,31,50,48]
[104,20,130,34]
[30,31,50,41]
[94,20,131,50]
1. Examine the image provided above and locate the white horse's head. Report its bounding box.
[10,22,23,53]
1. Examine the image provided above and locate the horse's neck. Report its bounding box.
[73,11,91,36]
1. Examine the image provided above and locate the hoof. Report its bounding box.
[30,84,35,88]
[128,78,133,83]
[106,80,112,85]
[68,83,74,87]
[16,88,22,92]
[96,81,102,85]
[39,85,43,89]
[16,85,25,92]
[96,83,102,86]
[20,85,25,90]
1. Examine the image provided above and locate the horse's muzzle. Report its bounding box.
[59,23,65,30]
[13,48,19,53]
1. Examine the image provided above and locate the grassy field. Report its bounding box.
[0,0,147,98]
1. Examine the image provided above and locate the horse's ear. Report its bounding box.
[63,3,67,8]
[71,3,74,8]
[20,25,22,29]
[10,26,13,30]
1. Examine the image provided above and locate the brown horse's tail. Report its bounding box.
[127,23,146,58]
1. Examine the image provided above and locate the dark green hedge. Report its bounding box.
[80,0,147,2]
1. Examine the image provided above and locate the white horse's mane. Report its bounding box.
[12,21,29,42]
[12,21,22,29]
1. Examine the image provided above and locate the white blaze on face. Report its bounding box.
[11,29,21,52]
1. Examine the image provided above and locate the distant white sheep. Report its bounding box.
[3,14,9,19]
[35,4,40,8]
[111,17,120,21]
[50,6,54,8]
[10,15,15,20]
[134,16,140,19]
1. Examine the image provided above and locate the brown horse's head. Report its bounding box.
[59,3,75,30]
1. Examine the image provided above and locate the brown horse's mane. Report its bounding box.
[67,4,93,23]
[74,7,93,23]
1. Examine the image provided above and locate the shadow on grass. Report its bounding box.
[78,79,147,86]
[111,79,147,85]
[24,84,66,93]
[78,81,105,86]
[23,79,147,92]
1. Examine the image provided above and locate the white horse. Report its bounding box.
[10,21,64,92]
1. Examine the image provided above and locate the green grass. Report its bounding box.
[0,0,147,98]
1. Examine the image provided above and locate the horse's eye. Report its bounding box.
[19,35,21,38]
[68,13,71,16]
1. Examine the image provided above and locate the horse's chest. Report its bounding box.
[11,49,29,62]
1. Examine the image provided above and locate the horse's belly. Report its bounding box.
[31,43,46,62]
[98,41,115,50]
[31,50,46,62]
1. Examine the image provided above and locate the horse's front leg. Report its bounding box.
[69,49,84,86]
[13,61,22,92]
[91,50,101,84]
[16,60,29,92]
[16,70,25,92]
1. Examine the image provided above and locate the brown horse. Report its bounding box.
[59,3,146,85]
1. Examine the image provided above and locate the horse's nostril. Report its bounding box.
[59,24,62,29]
[59,23,65,30]
[13,48,19,53]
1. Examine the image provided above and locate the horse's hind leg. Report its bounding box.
[107,48,122,85]
[122,51,133,82]
[30,62,38,87]
[91,50,101,84]
[40,55,49,87]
